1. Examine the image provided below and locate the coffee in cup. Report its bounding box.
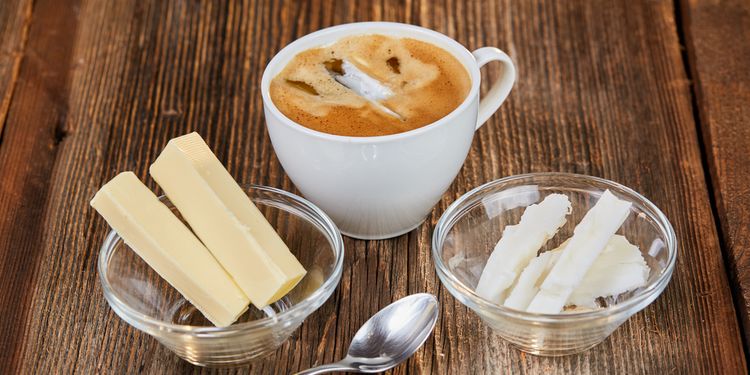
[269,34,471,137]
[261,23,516,239]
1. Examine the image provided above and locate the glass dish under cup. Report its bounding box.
[98,185,344,367]
[432,172,677,356]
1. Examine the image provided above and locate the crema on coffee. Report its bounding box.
[269,34,471,137]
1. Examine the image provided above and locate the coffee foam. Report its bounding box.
[270,34,470,137]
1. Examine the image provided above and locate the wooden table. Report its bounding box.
[1,0,748,373]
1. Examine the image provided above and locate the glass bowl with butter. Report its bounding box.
[432,172,676,356]
[98,185,344,367]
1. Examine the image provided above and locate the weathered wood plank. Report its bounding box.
[0,0,81,370]
[0,0,744,373]
[680,0,750,348]
[429,0,745,373]
[0,0,33,135]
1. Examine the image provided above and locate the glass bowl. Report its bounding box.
[432,173,676,356]
[98,185,344,367]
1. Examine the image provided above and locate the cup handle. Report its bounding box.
[472,47,516,130]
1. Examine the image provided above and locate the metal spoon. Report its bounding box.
[295,293,439,374]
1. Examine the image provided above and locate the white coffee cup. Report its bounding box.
[261,22,515,239]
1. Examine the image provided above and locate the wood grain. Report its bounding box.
[0,0,81,368]
[679,0,750,348]
[0,0,745,373]
[0,0,32,133]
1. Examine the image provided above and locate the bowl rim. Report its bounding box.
[431,172,678,323]
[97,184,345,335]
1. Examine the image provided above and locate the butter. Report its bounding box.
[150,133,306,308]
[90,172,249,327]
[527,190,632,314]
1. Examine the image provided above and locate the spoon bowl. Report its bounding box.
[347,293,439,370]
[297,293,439,374]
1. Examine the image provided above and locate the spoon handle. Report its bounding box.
[294,362,354,375]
